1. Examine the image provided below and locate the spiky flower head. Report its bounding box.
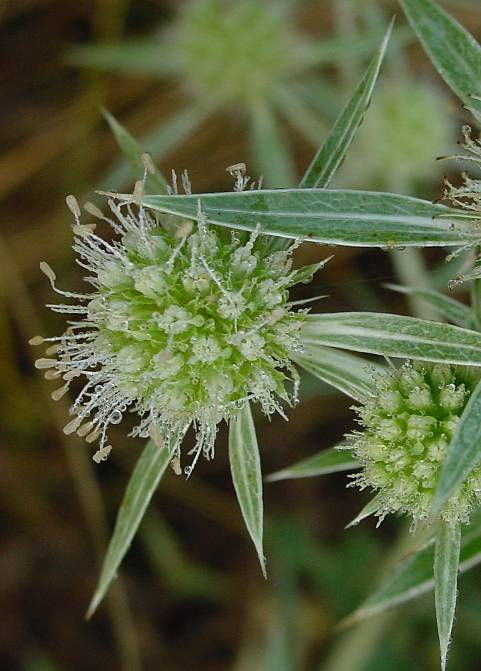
[442,125,481,284]
[32,177,319,473]
[350,361,481,525]
[337,79,453,192]
[169,0,311,108]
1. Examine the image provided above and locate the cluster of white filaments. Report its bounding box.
[32,170,320,473]
[441,125,481,284]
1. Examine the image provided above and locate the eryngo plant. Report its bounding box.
[32,174,318,474]
[34,11,481,665]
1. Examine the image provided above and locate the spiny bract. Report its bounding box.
[350,361,481,525]
[33,189,318,473]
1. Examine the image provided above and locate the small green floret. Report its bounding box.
[351,361,481,524]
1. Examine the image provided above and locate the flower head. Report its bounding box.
[32,182,317,473]
[336,79,453,192]
[350,361,481,525]
[171,0,305,108]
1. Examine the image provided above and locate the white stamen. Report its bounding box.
[35,358,57,369]
[141,153,156,175]
[133,180,144,206]
[40,261,56,285]
[93,445,112,463]
[84,201,104,219]
[66,195,81,218]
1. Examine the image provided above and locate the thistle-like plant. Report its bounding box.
[33,17,481,664]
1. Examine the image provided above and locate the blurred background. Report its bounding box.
[2,1,481,670]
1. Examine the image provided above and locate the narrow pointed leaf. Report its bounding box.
[345,509,481,624]
[103,109,167,192]
[140,189,473,247]
[86,439,171,618]
[433,377,481,515]
[385,283,476,329]
[266,443,359,482]
[300,20,392,189]
[292,344,386,402]
[346,493,383,528]
[301,312,481,366]
[434,521,461,671]
[401,0,481,121]
[229,402,266,576]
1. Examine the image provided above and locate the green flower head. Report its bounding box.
[350,361,481,525]
[337,79,453,192]
[170,0,309,108]
[33,179,319,473]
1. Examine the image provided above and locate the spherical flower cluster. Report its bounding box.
[350,361,481,525]
[337,79,453,192]
[33,190,314,472]
[170,0,308,108]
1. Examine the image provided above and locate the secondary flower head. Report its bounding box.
[337,79,453,192]
[350,361,481,525]
[32,177,319,473]
[171,0,305,108]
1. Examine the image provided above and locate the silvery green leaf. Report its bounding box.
[266,443,359,482]
[140,189,472,248]
[103,109,167,193]
[401,0,481,121]
[292,344,385,402]
[345,510,481,624]
[229,402,266,576]
[435,521,461,671]
[300,20,393,189]
[433,377,481,515]
[301,312,481,366]
[86,439,171,618]
[346,493,383,528]
[385,283,476,329]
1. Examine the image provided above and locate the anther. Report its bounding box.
[141,153,156,175]
[171,456,182,476]
[148,423,164,449]
[66,195,81,218]
[29,335,44,346]
[93,445,112,463]
[35,358,57,369]
[85,429,100,444]
[39,261,56,287]
[133,180,144,206]
[83,201,104,219]
[77,421,94,437]
[63,417,81,435]
[51,385,69,401]
[44,369,61,380]
[46,344,61,355]
[73,224,96,237]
